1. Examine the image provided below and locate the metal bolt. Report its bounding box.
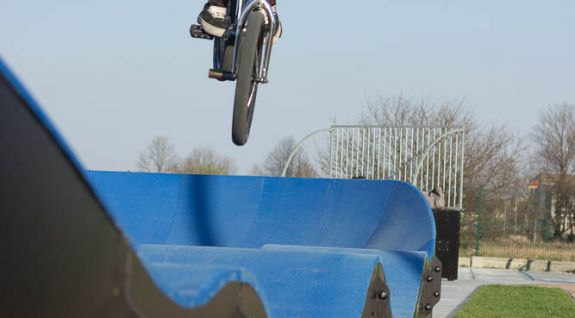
[378,291,388,300]
[434,266,441,272]
[425,304,432,311]
[434,291,440,297]
[426,276,433,282]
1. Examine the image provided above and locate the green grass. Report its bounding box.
[454,285,575,318]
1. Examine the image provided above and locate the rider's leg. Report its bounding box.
[198,0,281,41]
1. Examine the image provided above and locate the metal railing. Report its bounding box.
[328,125,465,209]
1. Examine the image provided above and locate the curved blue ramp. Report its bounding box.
[87,171,436,258]
[139,245,387,317]
[1,55,441,318]
[88,171,440,317]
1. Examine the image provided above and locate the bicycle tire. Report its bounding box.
[232,12,265,146]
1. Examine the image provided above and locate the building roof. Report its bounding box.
[528,172,575,190]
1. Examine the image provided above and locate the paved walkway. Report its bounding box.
[434,268,575,318]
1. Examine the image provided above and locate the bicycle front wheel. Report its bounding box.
[232,12,265,146]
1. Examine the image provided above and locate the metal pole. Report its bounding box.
[361,129,366,178]
[394,128,398,179]
[448,133,453,207]
[328,129,333,177]
[431,128,435,191]
[460,128,465,209]
[385,129,395,179]
[281,128,334,177]
[368,128,372,178]
[534,184,545,242]
[409,128,417,181]
[377,128,382,179]
[411,129,465,185]
[454,133,459,210]
[338,129,343,178]
[345,128,351,178]
[426,128,431,192]
[442,131,448,201]
[514,195,518,235]
[476,188,483,257]
[404,128,409,181]
[334,129,340,178]
[503,196,508,235]
[415,128,420,187]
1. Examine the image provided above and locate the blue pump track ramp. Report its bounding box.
[0,57,441,318]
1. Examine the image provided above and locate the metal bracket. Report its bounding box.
[416,257,442,317]
[361,264,392,318]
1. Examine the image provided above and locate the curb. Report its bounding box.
[459,256,575,273]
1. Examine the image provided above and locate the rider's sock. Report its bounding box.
[207,5,227,18]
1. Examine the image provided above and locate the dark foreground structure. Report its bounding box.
[0,58,441,317]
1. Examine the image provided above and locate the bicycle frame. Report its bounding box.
[190,0,277,145]
[229,0,277,83]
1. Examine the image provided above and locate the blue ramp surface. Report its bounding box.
[88,171,438,317]
[1,55,440,317]
[138,245,385,317]
[261,245,428,318]
[87,171,436,257]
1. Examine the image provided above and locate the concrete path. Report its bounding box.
[434,268,575,318]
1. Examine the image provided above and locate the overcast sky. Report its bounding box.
[1,0,574,173]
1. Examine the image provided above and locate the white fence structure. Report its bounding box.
[327,126,465,209]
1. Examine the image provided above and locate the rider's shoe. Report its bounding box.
[198,3,229,37]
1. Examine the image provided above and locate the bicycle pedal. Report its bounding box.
[209,69,236,81]
[190,24,214,40]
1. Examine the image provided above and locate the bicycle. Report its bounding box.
[190,0,278,146]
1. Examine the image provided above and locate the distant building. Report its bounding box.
[528,172,557,191]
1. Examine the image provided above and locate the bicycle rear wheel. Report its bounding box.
[232,12,265,146]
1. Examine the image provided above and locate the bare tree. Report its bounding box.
[461,126,527,242]
[532,103,575,239]
[464,126,525,196]
[250,163,265,176]
[177,147,237,175]
[361,95,471,128]
[361,95,527,194]
[136,136,178,172]
[261,136,317,177]
[532,103,575,173]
